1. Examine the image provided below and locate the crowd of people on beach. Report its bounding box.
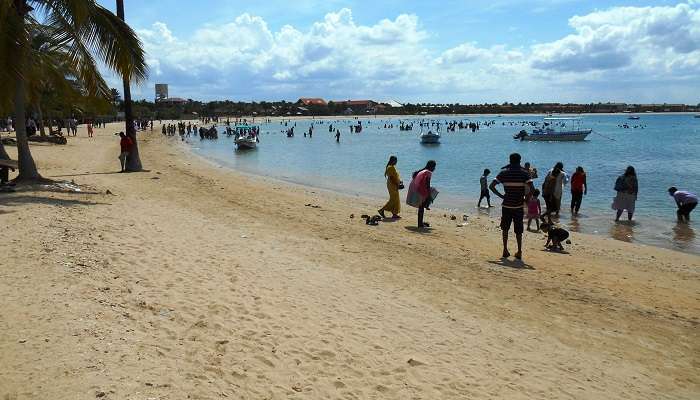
[375,153,697,261]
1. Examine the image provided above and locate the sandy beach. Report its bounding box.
[1,122,698,399]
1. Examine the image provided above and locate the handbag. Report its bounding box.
[398,181,405,190]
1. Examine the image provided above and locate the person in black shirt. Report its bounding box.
[541,223,569,251]
[489,153,535,260]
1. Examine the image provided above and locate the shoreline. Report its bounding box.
[182,132,699,255]
[1,122,698,399]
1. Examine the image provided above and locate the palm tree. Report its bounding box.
[0,0,147,180]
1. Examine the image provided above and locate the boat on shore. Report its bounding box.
[234,124,259,150]
[514,117,591,142]
[420,131,440,144]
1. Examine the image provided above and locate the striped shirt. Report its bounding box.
[495,164,532,208]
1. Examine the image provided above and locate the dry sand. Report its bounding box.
[1,122,698,399]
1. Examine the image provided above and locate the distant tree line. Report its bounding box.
[112,99,700,119]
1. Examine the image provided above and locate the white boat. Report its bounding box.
[234,136,257,149]
[234,124,259,150]
[420,131,440,144]
[514,117,591,142]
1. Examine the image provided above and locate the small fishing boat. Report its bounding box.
[628,116,640,120]
[513,117,591,142]
[234,124,259,150]
[420,131,440,144]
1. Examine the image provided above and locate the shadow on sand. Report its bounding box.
[404,225,433,234]
[487,258,535,270]
[48,169,151,178]
[0,195,106,208]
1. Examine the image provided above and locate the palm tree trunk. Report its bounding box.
[117,0,142,171]
[37,102,46,136]
[14,77,41,180]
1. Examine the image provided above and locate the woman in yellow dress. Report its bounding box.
[378,155,402,218]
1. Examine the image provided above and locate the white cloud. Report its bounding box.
[531,3,700,74]
[129,3,700,103]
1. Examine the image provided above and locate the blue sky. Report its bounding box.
[97,0,700,104]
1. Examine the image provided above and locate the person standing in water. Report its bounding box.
[490,153,535,260]
[378,156,402,219]
[570,166,587,215]
[612,166,638,221]
[335,130,340,142]
[478,169,492,208]
[668,187,697,222]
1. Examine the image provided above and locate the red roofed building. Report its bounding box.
[332,100,380,113]
[297,98,327,106]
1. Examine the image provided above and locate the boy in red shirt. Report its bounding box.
[570,166,587,215]
[118,132,133,172]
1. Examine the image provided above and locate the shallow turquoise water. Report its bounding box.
[187,114,700,254]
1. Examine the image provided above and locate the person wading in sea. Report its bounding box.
[490,153,535,260]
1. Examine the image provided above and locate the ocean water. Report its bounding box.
[187,114,700,254]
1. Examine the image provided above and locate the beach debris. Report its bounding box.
[463,215,468,221]
[18,338,27,343]
[105,189,113,195]
[566,240,572,244]
[361,214,382,225]
[349,213,354,219]
[292,385,303,392]
[305,203,321,208]
[450,215,456,220]
[151,176,160,180]
[407,358,425,366]
[240,234,247,238]
[95,391,106,398]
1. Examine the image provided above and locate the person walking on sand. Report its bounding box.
[570,166,587,215]
[378,156,402,219]
[612,166,638,221]
[407,160,437,228]
[478,169,492,208]
[87,121,94,138]
[117,132,133,172]
[668,187,697,223]
[490,153,535,260]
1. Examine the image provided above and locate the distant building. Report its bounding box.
[297,98,327,106]
[333,100,378,113]
[155,83,168,102]
[158,97,187,105]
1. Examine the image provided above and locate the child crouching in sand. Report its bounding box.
[527,189,542,231]
[540,222,569,251]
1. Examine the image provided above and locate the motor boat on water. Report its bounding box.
[628,116,640,120]
[513,117,591,142]
[420,131,440,144]
[234,124,259,150]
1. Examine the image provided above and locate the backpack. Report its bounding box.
[614,176,626,192]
